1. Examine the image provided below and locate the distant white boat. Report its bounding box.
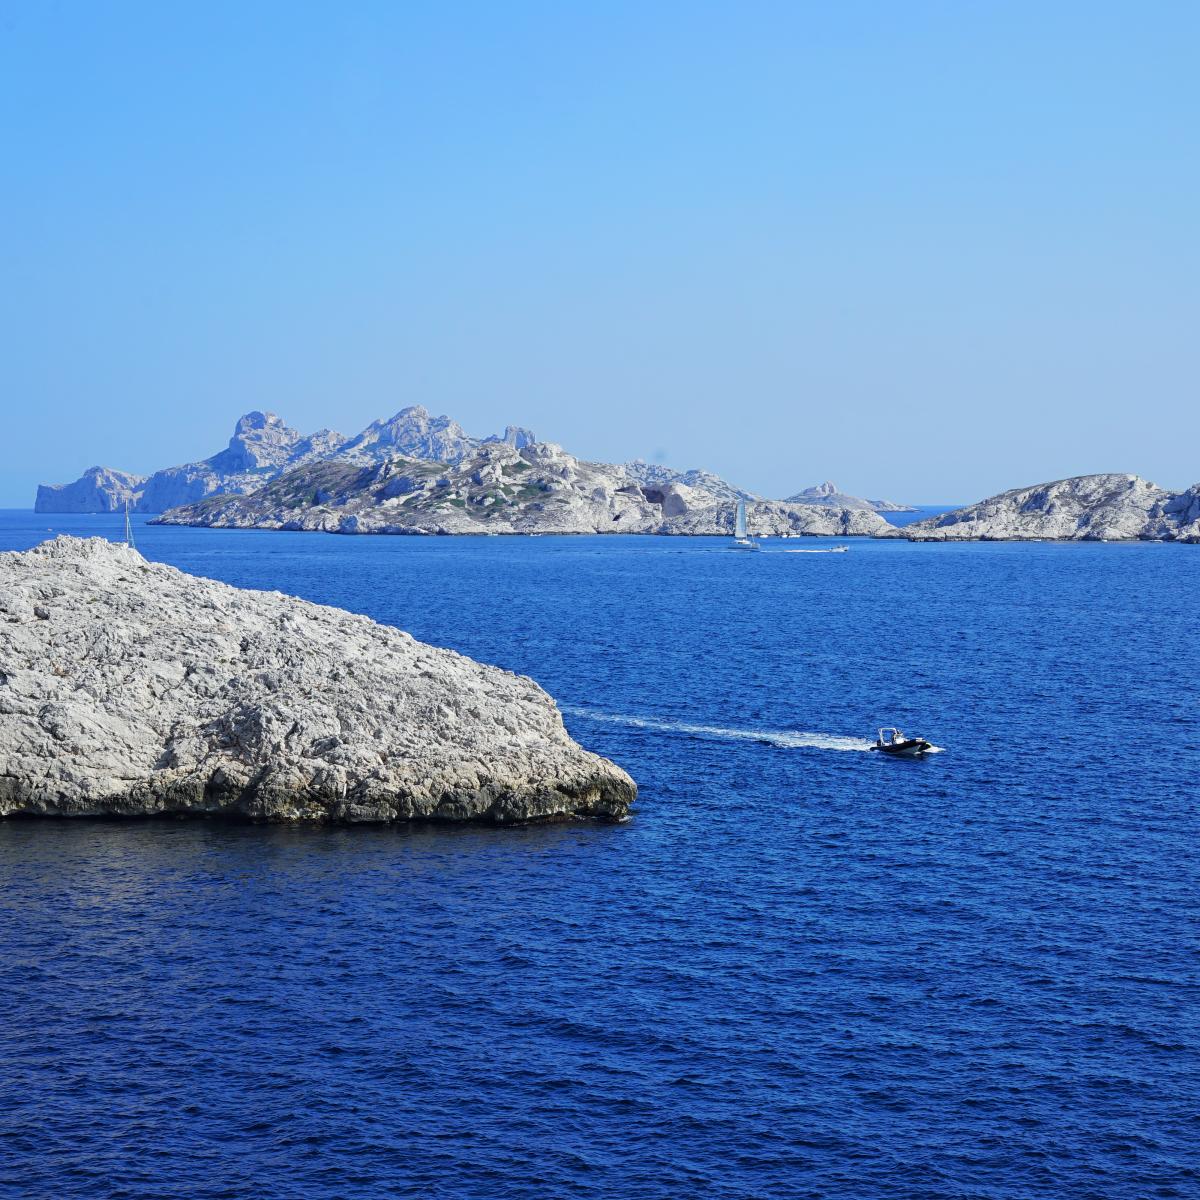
[870,727,933,757]
[729,499,759,551]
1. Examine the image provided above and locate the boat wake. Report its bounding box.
[561,706,874,751]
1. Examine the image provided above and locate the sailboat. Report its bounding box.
[123,500,136,550]
[729,499,759,551]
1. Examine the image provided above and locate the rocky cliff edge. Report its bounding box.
[906,474,1200,542]
[0,537,635,823]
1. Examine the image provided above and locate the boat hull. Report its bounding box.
[871,739,933,757]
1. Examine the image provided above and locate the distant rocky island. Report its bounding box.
[906,474,1200,542]
[42,407,1194,543]
[0,536,635,823]
[153,440,897,537]
[35,407,534,514]
[785,481,915,513]
[36,406,911,537]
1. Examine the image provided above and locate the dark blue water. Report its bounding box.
[2,511,1198,1199]
[882,504,961,527]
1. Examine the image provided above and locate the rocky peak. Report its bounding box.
[337,407,478,464]
[209,411,306,474]
[34,466,147,514]
[233,410,280,433]
[505,425,535,448]
[520,441,571,466]
[785,481,913,512]
[485,425,536,449]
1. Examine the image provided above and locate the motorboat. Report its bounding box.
[870,727,933,756]
[729,499,760,551]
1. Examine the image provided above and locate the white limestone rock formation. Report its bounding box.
[660,499,891,537]
[486,425,537,450]
[36,412,349,514]
[334,405,482,465]
[906,474,1200,542]
[622,460,757,503]
[36,408,539,512]
[0,537,635,824]
[137,413,350,512]
[154,441,898,537]
[36,466,147,514]
[205,410,324,474]
[785,481,914,513]
[1147,484,1200,542]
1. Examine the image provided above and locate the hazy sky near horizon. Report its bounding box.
[2,1,1197,507]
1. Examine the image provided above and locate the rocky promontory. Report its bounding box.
[153,441,898,537]
[0,537,635,823]
[35,466,147,513]
[906,474,1200,542]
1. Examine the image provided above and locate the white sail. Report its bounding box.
[735,499,747,539]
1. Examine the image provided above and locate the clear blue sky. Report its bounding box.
[1,1,1196,506]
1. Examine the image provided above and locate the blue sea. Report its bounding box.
[2,510,1197,1199]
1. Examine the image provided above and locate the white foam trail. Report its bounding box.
[561,706,874,752]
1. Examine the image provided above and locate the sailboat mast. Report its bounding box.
[124,501,135,549]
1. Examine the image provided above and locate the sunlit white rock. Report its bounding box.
[0,537,635,823]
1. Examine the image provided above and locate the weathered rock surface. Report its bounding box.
[35,407,539,513]
[154,442,898,537]
[334,405,485,465]
[785,481,914,512]
[37,412,349,513]
[36,402,911,531]
[0,537,635,824]
[486,425,537,450]
[1150,484,1200,541]
[622,460,757,502]
[906,474,1200,542]
[136,416,350,513]
[36,466,147,513]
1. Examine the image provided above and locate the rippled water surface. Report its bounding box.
[2,512,1198,1199]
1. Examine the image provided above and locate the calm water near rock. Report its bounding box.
[2,510,1197,1199]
